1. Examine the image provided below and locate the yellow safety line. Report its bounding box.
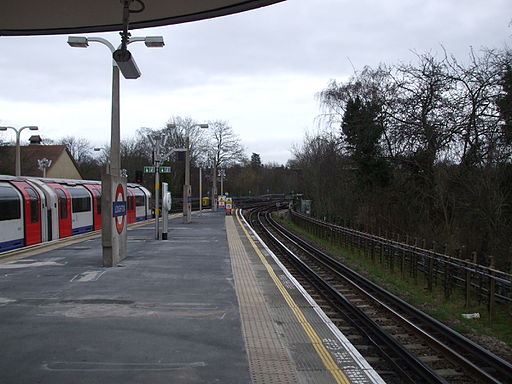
[235,210,350,384]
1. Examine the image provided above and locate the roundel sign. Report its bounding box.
[112,184,127,234]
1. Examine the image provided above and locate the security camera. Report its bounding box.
[113,49,141,79]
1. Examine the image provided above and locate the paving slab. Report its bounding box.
[0,213,250,384]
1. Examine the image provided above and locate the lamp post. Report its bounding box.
[167,123,208,223]
[0,125,38,176]
[184,124,208,223]
[67,35,164,267]
[146,131,186,240]
[67,35,164,177]
[218,169,226,196]
[37,158,52,178]
[199,165,204,215]
[212,162,218,212]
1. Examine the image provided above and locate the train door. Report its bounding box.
[65,186,93,235]
[10,181,42,246]
[48,184,72,238]
[83,185,102,230]
[26,178,59,242]
[0,182,24,251]
[134,185,151,221]
[126,188,136,224]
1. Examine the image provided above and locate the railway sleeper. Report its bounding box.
[434,368,464,377]
[418,355,443,363]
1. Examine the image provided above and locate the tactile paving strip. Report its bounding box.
[226,218,299,384]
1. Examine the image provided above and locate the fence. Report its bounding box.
[290,210,512,320]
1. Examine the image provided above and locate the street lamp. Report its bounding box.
[67,34,164,267]
[0,125,38,176]
[37,158,52,178]
[146,131,186,240]
[218,169,226,196]
[67,35,164,177]
[185,124,208,223]
[167,123,209,223]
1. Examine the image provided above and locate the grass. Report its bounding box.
[273,213,512,353]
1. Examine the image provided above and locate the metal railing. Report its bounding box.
[290,210,512,319]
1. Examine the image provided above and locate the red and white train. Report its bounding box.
[0,175,151,252]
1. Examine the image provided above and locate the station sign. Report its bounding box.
[143,166,171,173]
[113,183,126,235]
[113,201,127,217]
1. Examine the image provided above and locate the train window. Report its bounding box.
[135,195,145,206]
[93,190,101,214]
[55,188,68,220]
[67,187,91,213]
[24,187,39,223]
[0,185,21,221]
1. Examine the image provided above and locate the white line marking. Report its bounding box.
[70,270,106,282]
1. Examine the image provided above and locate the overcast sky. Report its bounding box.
[0,0,510,165]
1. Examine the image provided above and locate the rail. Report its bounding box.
[289,210,512,318]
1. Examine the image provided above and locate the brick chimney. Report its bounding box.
[29,135,42,145]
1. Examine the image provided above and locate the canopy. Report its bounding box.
[0,0,284,36]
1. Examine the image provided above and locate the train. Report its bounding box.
[0,175,151,252]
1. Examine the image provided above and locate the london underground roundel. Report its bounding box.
[115,184,126,234]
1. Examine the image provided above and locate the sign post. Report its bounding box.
[146,131,181,241]
[101,173,127,267]
[161,182,171,240]
[225,197,233,215]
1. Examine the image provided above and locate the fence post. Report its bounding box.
[427,241,436,292]
[443,243,450,299]
[389,245,395,273]
[465,251,476,308]
[488,256,495,324]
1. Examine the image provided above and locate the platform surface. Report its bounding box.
[0,211,383,384]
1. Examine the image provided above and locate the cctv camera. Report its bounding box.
[113,49,141,79]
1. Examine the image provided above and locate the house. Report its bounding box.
[0,137,82,179]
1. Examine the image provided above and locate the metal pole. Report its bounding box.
[15,130,21,176]
[110,65,121,176]
[162,182,168,240]
[152,135,162,240]
[221,172,224,195]
[212,163,217,212]
[183,136,191,223]
[199,167,202,214]
[155,168,160,240]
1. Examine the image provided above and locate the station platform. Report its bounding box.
[0,210,384,384]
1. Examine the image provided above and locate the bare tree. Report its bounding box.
[160,116,211,166]
[444,48,505,166]
[207,120,246,169]
[57,136,94,164]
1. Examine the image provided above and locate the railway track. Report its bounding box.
[242,206,512,384]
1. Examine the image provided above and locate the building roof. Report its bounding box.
[0,145,82,178]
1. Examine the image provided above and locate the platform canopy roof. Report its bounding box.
[0,0,284,36]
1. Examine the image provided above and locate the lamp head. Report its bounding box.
[27,126,38,131]
[67,36,89,48]
[144,36,165,48]
[113,49,141,79]
[199,124,209,129]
